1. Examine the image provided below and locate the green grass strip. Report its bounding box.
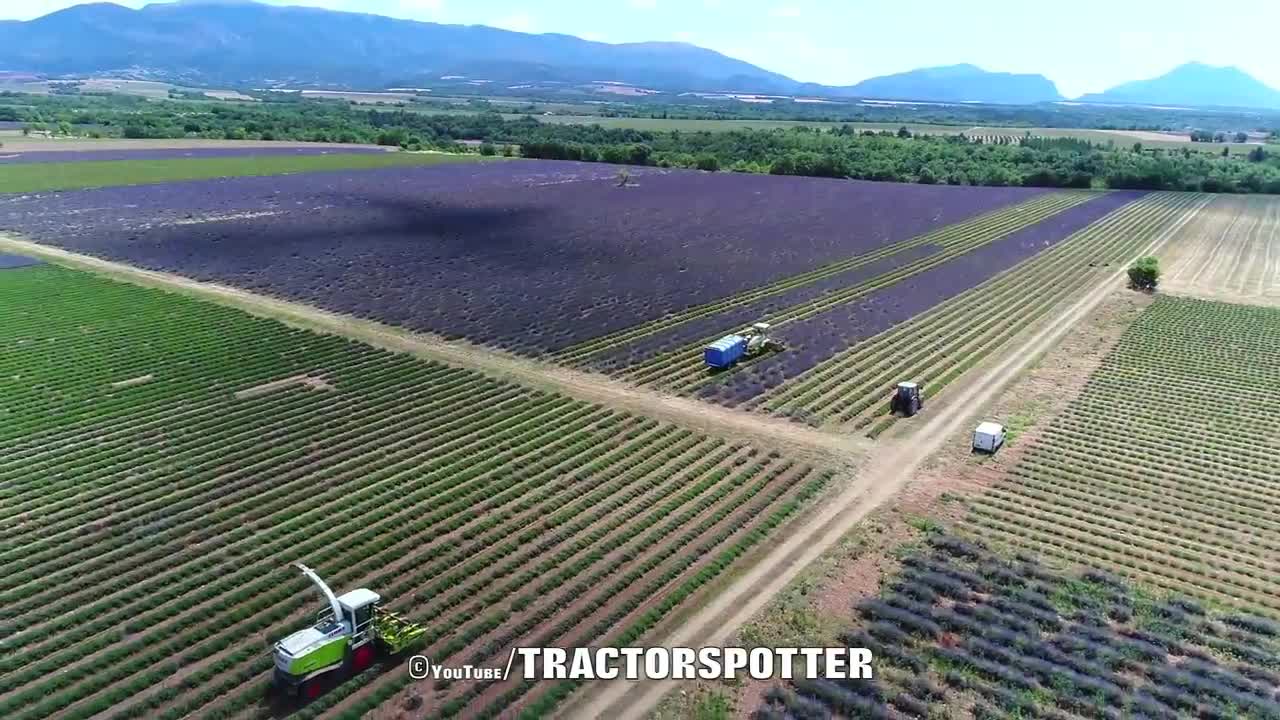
[0,152,491,193]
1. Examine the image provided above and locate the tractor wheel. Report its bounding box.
[353,643,376,671]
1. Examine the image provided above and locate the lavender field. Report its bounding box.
[0,159,1046,354]
[0,145,391,164]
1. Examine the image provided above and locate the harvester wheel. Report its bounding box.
[353,643,376,671]
[302,679,323,701]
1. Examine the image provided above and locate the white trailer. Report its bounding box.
[972,422,1006,453]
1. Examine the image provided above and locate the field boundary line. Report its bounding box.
[0,233,862,464]
[561,194,1208,720]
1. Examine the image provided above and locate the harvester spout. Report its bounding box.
[297,563,343,625]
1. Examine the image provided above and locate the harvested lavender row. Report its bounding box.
[698,191,1146,406]
[0,159,1044,353]
[0,146,391,164]
[584,243,944,370]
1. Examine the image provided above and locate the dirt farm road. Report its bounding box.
[0,199,1203,719]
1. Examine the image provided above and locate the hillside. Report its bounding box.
[0,1,797,92]
[835,63,1063,104]
[1079,62,1280,109]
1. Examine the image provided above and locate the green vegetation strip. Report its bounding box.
[0,152,489,193]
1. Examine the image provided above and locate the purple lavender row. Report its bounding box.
[0,145,392,164]
[0,159,1043,354]
[584,242,945,371]
[697,191,1147,406]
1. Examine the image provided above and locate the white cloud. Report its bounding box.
[769,5,801,18]
[493,12,534,32]
[581,31,608,42]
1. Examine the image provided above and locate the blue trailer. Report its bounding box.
[703,323,777,369]
[704,335,748,369]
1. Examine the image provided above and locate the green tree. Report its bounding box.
[1234,131,1249,143]
[1127,256,1160,291]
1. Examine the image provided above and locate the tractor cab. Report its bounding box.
[744,322,772,354]
[890,381,923,417]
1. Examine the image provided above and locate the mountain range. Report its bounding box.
[1,1,1278,109]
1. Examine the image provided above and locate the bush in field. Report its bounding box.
[1127,256,1160,290]
[695,154,720,172]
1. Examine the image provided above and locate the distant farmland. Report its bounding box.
[512,114,967,134]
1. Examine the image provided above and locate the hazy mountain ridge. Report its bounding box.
[1078,62,1280,110]
[0,2,799,92]
[2,3,1278,109]
[837,64,1064,104]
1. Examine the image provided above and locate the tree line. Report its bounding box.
[3,94,1279,194]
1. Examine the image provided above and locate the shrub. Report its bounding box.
[1127,256,1160,291]
[695,154,720,172]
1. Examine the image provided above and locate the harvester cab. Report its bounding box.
[272,564,425,699]
[744,322,775,354]
[890,381,923,417]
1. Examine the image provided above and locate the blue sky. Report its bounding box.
[9,0,1280,97]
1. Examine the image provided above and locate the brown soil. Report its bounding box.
[1162,195,1280,306]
